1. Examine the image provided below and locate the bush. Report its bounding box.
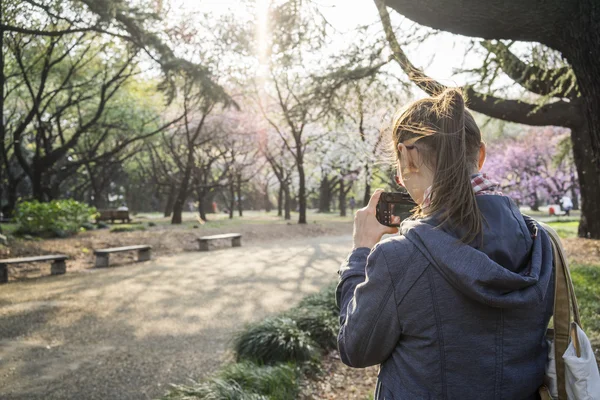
[162,362,298,400]
[148,221,156,227]
[219,361,298,399]
[234,317,318,365]
[81,222,96,231]
[110,224,146,233]
[14,199,97,238]
[297,283,339,316]
[163,379,267,400]
[286,306,338,352]
[96,221,110,229]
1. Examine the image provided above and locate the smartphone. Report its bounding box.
[376,192,416,227]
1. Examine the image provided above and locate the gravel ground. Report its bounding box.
[0,234,352,400]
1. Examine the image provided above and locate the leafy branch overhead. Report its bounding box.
[5,0,233,105]
[374,0,582,128]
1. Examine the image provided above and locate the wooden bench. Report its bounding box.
[96,210,131,224]
[0,255,68,284]
[94,245,151,268]
[197,233,242,251]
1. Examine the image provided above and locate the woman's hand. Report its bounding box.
[353,189,399,250]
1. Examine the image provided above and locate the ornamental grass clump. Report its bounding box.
[219,361,299,399]
[163,379,266,400]
[296,283,339,316]
[234,317,318,365]
[286,306,338,352]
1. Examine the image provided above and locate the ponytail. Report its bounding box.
[392,88,483,244]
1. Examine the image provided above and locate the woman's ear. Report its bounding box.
[478,142,487,171]
[397,142,406,156]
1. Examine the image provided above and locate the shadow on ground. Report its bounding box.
[0,234,351,400]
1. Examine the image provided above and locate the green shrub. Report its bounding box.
[110,224,146,233]
[297,283,339,316]
[287,306,338,352]
[81,222,96,231]
[14,199,97,238]
[148,221,157,227]
[219,361,298,399]
[163,379,267,400]
[234,317,318,365]
[96,221,110,229]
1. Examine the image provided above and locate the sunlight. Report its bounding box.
[256,0,271,76]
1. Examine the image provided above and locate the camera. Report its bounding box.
[376,192,416,227]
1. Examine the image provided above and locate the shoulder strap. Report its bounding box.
[538,222,580,400]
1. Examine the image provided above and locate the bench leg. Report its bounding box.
[232,237,242,247]
[95,254,109,268]
[198,240,209,251]
[51,260,66,275]
[0,264,7,284]
[138,248,151,262]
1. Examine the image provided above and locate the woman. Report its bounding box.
[336,88,554,399]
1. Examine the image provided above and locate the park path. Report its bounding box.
[0,234,352,400]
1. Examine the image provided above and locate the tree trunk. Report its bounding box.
[339,178,347,217]
[277,183,283,217]
[570,125,600,238]
[284,183,291,220]
[172,165,192,224]
[198,194,207,222]
[571,185,579,211]
[228,179,235,220]
[553,14,600,237]
[236,173,243,217]
[319,175,331,212]
[264,182,272,212]
[297,162,307,224]
[164,185,175,217]
[31,164,45,202]
[363,163,371,207]
[530,191,540,212]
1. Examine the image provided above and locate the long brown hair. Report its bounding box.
[392,88,483,244]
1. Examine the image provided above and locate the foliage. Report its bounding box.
[219,361,299,399]
[14,200,97,238]
[485,127,578,207]
[571,264,600,344]
[297,282,339,315]
[285,306,338,352]
[109,224,146,233]
[162,379,267,400]
[234,317,318,365]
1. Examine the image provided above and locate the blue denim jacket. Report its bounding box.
[336,195,554,399]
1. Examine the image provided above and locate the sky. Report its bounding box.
[166,0,480,87]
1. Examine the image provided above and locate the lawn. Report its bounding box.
[546,220,580,239]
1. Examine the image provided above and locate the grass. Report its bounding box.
[546,220,579,239]
[109,224,146,233]
[234,317,319,365]
[571,263,600,344]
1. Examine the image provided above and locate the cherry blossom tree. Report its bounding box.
[485,127,579,210]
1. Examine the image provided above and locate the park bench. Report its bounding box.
[94,245,151,268]
[0,255,68,284]
[96,210,131,224]
[197,233,242,251]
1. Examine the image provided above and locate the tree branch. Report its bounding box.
[376,0,583,128]
[382,0,571,49]
[480,40,579,99]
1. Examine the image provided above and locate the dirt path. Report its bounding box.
[0,234,352,400]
